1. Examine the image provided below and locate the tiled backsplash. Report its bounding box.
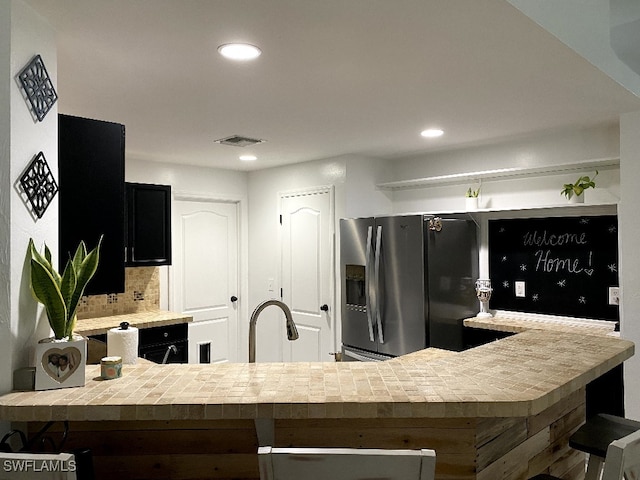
[77,267,160,319]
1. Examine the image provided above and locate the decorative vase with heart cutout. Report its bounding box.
[34,335,86,390]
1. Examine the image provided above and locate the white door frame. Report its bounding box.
[278,185,336,357]
[170,191,249,360]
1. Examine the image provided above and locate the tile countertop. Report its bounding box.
[74,310,193,336]
[0,326,632,422]
[464,314,618,336]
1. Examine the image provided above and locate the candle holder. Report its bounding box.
[475,279,493,318]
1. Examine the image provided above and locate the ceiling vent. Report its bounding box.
[214,135,265,147]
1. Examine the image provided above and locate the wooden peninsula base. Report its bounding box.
[27,388,586,480]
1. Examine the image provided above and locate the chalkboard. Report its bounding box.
[488,215,619,321]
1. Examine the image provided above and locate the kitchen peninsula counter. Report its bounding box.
[0,328,633,480]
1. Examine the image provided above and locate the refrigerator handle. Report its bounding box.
[374,225,384,344]
[364,226,375,342]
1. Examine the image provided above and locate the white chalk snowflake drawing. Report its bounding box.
[579,218,590,225]
[499,227,506,233]
[532,293,539,302]
[609,225,617,234]
[520,264,527,271]
[557,279,566,287]
[579,296,587,304]
[503,280,510,288]
[501,255,508,262]
[608,263,618,273]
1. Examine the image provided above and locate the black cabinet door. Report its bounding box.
[58,114,125,295]
[125,183,172,266]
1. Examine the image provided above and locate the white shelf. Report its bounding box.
[464,201,618,215]
[376,157,619,190]
[390,201,618,218]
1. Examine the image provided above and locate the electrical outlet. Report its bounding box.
[609,286,620,305]
[515,281,526,298]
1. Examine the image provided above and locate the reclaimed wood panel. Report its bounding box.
[275,422,476,453]
[477,388,586,480]
[476,418,528,470]
[92,454,258,480]
[477,428,551,480]
[273,418,477,480]
[28,420,259,480]
[24,389,586,480]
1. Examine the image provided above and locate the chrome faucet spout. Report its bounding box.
[249,300,299,363]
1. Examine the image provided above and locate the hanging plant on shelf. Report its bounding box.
[561,170,598,201]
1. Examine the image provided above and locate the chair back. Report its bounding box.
[602,428,640,480]
[258,446,436,480]
[0,452,77,479]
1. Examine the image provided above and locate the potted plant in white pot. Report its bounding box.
[28,236,102,390]
[561,170,598,204]
[465,186,480,211]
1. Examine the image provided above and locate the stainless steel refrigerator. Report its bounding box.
[340,214,478,361]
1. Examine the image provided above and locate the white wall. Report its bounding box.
[343,155,393,218]
[393,125,619,180]
[619,111,640,420]
[1,0,58,433]
[126,158,247,198]
[247,156,348,361]
[0,1,12,403]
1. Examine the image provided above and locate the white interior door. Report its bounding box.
[173,199,239,363]
[280,189,334,362]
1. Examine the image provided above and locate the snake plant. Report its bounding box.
[28,237,102,340]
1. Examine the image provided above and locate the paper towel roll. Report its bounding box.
[107,325,139,364]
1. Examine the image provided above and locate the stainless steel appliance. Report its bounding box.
[139,323,188,364]
[340,214,478,361]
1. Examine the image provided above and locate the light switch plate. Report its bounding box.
[515,281,526,298]
[609,286,620,305]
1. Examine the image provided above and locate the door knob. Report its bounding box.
[230,296,238,302]
[320,304,329,312]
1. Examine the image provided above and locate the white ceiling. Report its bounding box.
[24,0,640,171]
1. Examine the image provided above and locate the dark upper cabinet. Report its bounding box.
[125,182,172,266]
[58,114,126,295]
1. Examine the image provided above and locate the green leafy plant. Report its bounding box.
[465,186,480,198]
[561,170,598,200]
[28,237,102,340]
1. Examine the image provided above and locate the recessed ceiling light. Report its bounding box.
[421,128,444,138]
[218,43,262,61]
[239,155,257,161]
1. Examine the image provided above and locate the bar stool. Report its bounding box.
[530,414,640,480]
[570,414,640,480]
[258,446,437,480]
[530,427,640,480]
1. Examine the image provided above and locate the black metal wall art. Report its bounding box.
[18,54,58,121]
[20,152,59,219]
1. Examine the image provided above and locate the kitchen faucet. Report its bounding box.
[248,300,299,363]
